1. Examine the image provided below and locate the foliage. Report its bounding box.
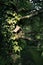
[0,0,43,65]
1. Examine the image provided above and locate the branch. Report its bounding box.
[20,9,43,20]
[15,35,43,42]
[19,36,34,41]
[12,28,43,42]
[15,35,35,41]
[13,31,38,42]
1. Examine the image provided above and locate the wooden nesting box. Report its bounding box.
[13,25,21,33]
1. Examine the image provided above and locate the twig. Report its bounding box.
[20,9,43,20]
